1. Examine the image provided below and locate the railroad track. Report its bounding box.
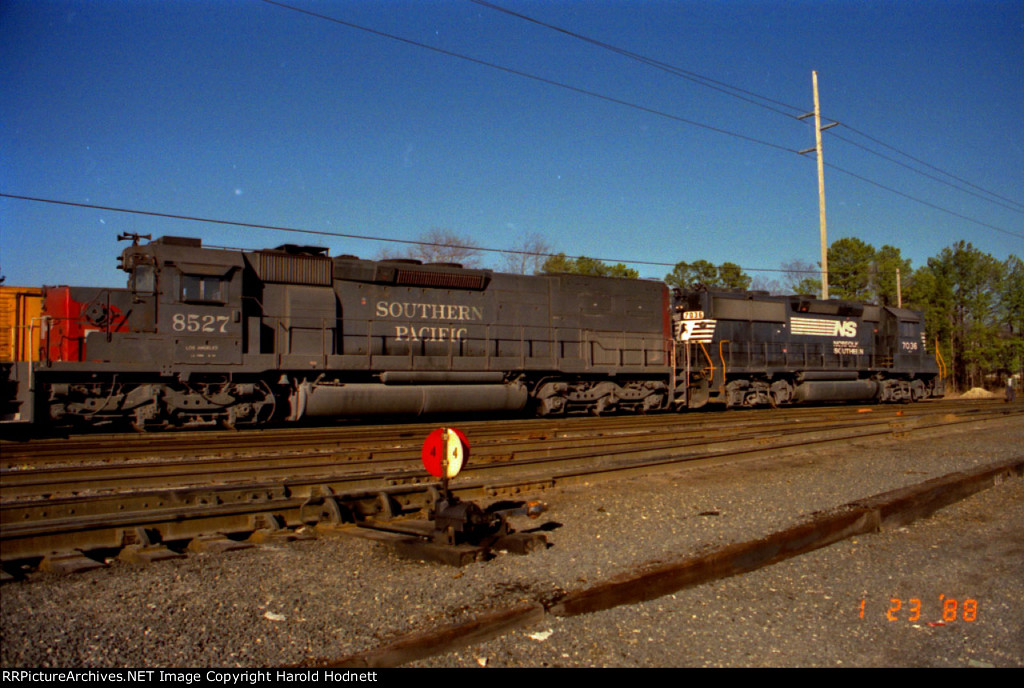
[0,397,993,465]
[2,400,1020,575]
[3,400,1007,498]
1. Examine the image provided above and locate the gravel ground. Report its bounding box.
[2,414,1022,668]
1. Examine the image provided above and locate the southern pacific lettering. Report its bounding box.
[393,325,469,342]
[374,301,484,321]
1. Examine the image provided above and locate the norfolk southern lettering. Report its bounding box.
[375,300,484,342]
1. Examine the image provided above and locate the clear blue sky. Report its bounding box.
[2,0,1022,288]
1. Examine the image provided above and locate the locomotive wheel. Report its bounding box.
[130,418,173,432]
[130,403,165,432]
[910,379,927,401]
[591,395,615,416]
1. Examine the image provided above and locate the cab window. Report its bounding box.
[182,275,225,303]
[133,265,156,294]
[898,321,918,338]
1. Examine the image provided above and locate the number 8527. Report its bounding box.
[171,312,230,333]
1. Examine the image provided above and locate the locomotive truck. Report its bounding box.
[0,234,943,430]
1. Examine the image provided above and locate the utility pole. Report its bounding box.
[799,71,838,301]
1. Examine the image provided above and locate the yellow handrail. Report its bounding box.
[934,337,947,379]
[698,341,715,385]
[718,339,730,385]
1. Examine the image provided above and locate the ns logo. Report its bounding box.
[837,321,858,338]
[787,316,859,338]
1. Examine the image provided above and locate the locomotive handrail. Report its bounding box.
[668,338,677,400]
[719,339,730,386]
[519,325,525,370]
[320,316,329,366]
[697,341,715,384]
[25,317,46,387]
[6,320,42,363]
[683,337,691,400]
[935,338,947,379]
[105,291,112,342]
[256,309,724,380]
[583,329,595,369]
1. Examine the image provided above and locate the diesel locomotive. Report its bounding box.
[0,234,943,430]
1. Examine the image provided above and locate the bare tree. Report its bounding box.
[749,274,784,295]
[501,233,553,274]
[780,258,820,295]
[377,228,483,267]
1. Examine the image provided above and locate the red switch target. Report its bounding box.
[421,427,470,478]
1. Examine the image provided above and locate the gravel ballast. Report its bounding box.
[2,415,1022,668]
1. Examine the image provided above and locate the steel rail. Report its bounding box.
[1,403,1019,567]
[2,402,1008,498]
[1,398,991,466]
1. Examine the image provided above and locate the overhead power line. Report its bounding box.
[469,0,1024,225]
[261,0,1021,242]
[0,192,819,275]
[826,128,1024,214]
[257,0,798,154]
[821,164,1024,240]
[9,3,1017,272]
[833,124,1024,213]
[468,0,807,119]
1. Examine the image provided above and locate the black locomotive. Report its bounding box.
[1,235,943,430]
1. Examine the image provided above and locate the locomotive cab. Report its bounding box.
[75,235,247,366]
[31,236,271,429]
[875,307,943,399]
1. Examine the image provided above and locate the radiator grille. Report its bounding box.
[394,269,487,290]
[255,253,332,286]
